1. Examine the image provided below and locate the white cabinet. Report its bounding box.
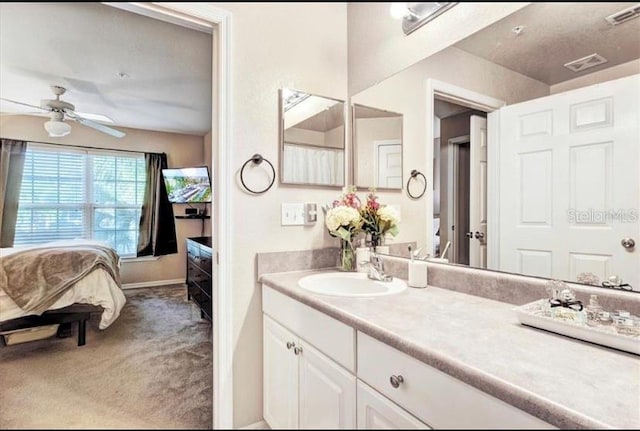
[357,380,430,429]
[263,315,298,429]
[263,314,356,429]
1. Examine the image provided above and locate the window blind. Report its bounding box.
[14,144,146,257]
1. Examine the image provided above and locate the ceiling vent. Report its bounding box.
[563,53,608,73]
[605,3,640,25]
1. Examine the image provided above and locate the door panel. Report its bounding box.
[299,341,356,429]
[497,75,639,285]
[263,316,299,429]
[470,115,488,268]
[376,141,402,188]
[357,381,430,429]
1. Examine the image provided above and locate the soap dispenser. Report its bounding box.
[356,239,370,273]
[408,245,428,288]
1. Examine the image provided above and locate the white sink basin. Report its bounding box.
[298,272,407,297]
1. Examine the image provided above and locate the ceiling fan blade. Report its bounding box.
[70,113,126,138]
[0,97,50,112]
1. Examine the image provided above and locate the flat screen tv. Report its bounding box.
[162,166,212,204]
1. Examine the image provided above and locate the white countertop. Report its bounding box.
[260,269,640,429]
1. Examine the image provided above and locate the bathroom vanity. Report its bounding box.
[260,269,639,429]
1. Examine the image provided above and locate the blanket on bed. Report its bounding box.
[0,244,120,314]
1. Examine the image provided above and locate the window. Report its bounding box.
[14,144,146,257]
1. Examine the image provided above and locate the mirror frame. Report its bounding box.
[278,88,347,189]
[351,102,404,192]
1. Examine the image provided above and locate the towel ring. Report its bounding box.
[406,169,427,199]
[240,154,276,194]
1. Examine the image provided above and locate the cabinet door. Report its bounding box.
[263,315,299,429]
[298,341,356,429]
[357,381,430,429]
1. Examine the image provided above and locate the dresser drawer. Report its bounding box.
[188,281,212,319]
[188,263,211,295]
[357,332,554,429]
[187,242,200,263]
[199,249,213,274]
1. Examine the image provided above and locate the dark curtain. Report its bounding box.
[0,139,27,247]
[137,153,177,257]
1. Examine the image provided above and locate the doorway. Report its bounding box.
[434,101,486,265]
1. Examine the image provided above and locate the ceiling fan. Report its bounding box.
[0,85,126,138]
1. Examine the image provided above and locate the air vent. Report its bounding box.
[564,54,608,73]
[605,3,640,25]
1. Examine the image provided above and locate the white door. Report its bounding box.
[357,381,430,429]
[298,341,356,429]
[263,316,299,429]
[469,115,488,268]
[375,141,402,188]
[495,75,639,286]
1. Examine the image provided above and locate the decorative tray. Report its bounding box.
[514,299,640,355]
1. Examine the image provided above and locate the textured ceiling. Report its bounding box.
[0,3,212,136]
[353,104,402,119]
[455,2,640,85]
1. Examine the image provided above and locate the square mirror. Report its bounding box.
[279,88,345,187]
[352,103,403,190]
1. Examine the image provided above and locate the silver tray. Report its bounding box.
[514,299,640,355]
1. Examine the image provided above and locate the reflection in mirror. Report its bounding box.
[279,89,345,187]
[352,104,403,190]
[350,2,640,289]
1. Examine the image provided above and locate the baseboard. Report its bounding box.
[121,279,186,290]
[240,420,269,429]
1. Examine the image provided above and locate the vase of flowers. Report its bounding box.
[324,186,363,271]
[360,189,400,251]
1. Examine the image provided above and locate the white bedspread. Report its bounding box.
[0,240,126,329]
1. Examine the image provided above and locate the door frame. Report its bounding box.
[105,3,234,428]
[446,134,470,263]
[427,79,505,269]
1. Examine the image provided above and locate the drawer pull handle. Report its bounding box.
[390,375,404,388]
[294,346,303,355]
[286,341,295,350]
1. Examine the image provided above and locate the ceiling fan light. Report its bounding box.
[44,119,71,137]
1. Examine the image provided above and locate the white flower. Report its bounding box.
[377,205,400,225]
[325,206,360,232]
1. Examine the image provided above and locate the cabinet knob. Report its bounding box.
[286,341,295,350]
[294,346,303,355]
[389,374,404,388]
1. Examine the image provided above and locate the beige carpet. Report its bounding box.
[0,286,212,429]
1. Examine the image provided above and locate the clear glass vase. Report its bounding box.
[339,239,355,271]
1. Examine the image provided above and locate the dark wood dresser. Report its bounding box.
[186,236,213,321]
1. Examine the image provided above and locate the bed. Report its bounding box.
[0,239,126,346]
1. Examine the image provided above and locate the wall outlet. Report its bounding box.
[281,203,305,226]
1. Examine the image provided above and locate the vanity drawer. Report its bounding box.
[357,332,554,429]
[262,285,355,372]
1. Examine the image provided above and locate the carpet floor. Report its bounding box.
[0,286,213,429]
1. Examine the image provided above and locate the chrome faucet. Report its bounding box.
[360,253,393,282]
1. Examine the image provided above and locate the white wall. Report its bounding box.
[347,2,530,95]
[550,59,640,94]
[351,46,549,254]
[214,3,348,427]
[0,115,206,285]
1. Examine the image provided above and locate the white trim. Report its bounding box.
[487,111,501,270]
[426,79,505,268]
[240,420,269,430]
[120,255,160,263]
[121,278,185,290]
[109,3,234,429]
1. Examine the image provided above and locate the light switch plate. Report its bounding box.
[281,203,305,226]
